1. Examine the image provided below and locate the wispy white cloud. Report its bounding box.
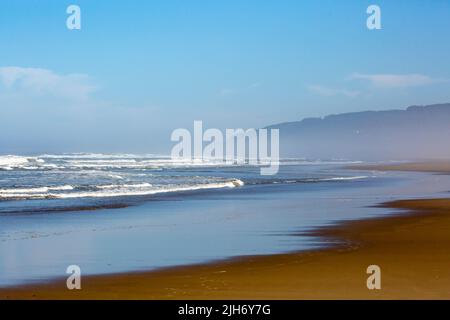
[307,85,360,98]
[350,73,444,88]
[309,73,446,99]
[0,66,96,100]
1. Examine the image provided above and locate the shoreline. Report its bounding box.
[2,196,450,299]
[348,161,450,173]
[2,162,450,299]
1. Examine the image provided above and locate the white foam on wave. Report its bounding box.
[0,156,31,169]
[62,158,230,170]
[322,176,369,181]
[108,174,124,180]
[0,185,74,194]
[0,155,47,170]
[55,179,244,199]
[39,153,168,159]
[0,180,244,200]
[1,154,366,171]
[96,183,152,190]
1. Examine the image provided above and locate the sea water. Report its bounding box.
[1,154,449,286]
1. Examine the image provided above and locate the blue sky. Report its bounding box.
[1,0,450,153]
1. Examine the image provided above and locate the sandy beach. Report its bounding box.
[2,177,450,299]
[348,161,450,173]
[2,0,450,303]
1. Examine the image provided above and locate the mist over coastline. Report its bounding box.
[269,103,450,161]
[3,103,450,162]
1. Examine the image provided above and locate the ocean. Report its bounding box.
[1,154,449,286]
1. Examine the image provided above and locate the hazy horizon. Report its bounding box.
[1,1,450,154]
[1,102,450,158]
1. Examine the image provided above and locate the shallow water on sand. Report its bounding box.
[1,156,450,286]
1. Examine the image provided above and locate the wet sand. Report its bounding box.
[2,196,450,299]
[349,161,450,173]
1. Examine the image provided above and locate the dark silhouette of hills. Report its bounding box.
[267,103,450,160]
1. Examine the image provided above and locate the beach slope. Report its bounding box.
[2,197,450,299]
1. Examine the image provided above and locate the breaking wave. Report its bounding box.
[0,154,368,206]
[0,154,362,171]
[0,156,45,171]
[0,180,245,201]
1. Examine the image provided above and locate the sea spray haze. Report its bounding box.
[171,121,280,175]
[269,104,450,161]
